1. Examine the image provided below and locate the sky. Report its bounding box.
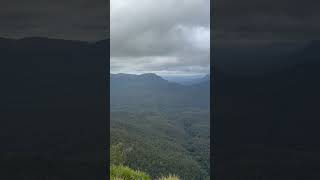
[1,0,319,75]
[0,0,108,41]
[214,0,320,47]
[110,0,210,76]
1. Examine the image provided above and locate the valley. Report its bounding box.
[110,73,210,179]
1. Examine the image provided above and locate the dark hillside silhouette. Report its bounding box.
[0,37,108,180]
[214,41,320,179]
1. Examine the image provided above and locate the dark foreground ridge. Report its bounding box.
[214,40,320,179]
[0,37,108,180]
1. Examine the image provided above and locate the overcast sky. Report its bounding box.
[215,0,320,47]
[2,0,318,74]
[110,0,210,76]
[0,0,108,41]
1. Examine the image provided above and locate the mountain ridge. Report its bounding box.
[111,72,210,86]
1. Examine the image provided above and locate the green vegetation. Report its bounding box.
[110,144,182,180]
[157,175,180,180]
[110,143,127,165]
[110,165,181,180]
[110,165,151,180]
[110,110,209,179]
[110,74,210,179]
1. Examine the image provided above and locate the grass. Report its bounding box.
[157,175,180,180]
[110,165,181,180]
[110,165,151,180]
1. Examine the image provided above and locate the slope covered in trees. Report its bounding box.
[110,73,210,179]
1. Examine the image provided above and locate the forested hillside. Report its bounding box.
[110,73,210,179]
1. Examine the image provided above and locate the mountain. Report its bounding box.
[110,73,209,111]
[163,74,210,85]
[182,74,210,85]
[110,73,210,179]
[0,37,108,180]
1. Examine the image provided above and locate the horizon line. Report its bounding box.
[0,36,109,43]
[110,72,210,77]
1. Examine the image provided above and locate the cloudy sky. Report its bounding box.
[110,0,210,76]
[215,0,320,47]
[2,0,318,74]
[0,0,108,41]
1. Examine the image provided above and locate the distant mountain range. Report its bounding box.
[162,74,210,85]
[110,73,209,111]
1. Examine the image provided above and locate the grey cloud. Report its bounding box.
[214,0,320,45]
[0,0,108,41]
[111,0,210,75]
